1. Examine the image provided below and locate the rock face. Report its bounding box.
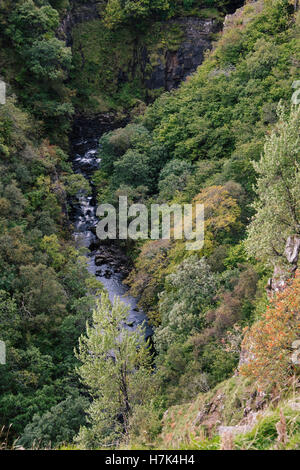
[57,1,101,45]
[71,112,128,147]
[285,235,300,266]
[218,424,254,437]
[146,17,220,92]
[266,265,289,295]
[238,340,255,369]
[266,235,300,296]
[60,2,222,95]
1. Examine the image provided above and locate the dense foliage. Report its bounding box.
[70,0,241,113]
[0,0,103,448]
[91,0,300,447]
[0,0,74,140]
[246,104,300,266]
[103,0,240,29]
[0,0,300,451]
[75,294,153,449]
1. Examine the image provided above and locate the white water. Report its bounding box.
[72,135,153,338]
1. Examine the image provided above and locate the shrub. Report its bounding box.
[240,273,300,390]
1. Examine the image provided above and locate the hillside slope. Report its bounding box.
[0,0,299,451]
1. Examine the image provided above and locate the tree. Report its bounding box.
[155,256,218,353]
[26,37,72,81]
[98,124,168,194]
[63,173,91,198]
[18,394,89,449]
[126,239,171,325]
[14,263,67,325]
[7,1,59,46]
[75,293,152,449]
[0,291,21,345]
[113,149,151,188]
[4,1,73,133]
[240,272,300,390]
[104,0,170,29]
[246,104,300,265]
[158,159,192,200]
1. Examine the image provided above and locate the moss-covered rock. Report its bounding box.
[68,1,223,114]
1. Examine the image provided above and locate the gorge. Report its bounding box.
[0,0,299,451]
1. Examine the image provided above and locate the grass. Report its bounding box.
[155,375,300,450]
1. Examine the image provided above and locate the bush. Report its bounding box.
[18,395,89,449]
[241,273,300,390]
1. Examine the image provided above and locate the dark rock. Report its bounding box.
[71,113,129,151]
[146,17,221,93]
[57,1,101,46]
[95,254,107,266]
[63,5,222,103]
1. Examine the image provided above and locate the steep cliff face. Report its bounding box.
[63,1,228,114]
[58,1,101,46]
[146,17,220,91]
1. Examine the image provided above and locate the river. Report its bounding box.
[70,122,153,339]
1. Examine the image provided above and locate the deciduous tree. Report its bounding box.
[75,294,152,448]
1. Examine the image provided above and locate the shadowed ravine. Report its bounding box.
[70,124,153,339]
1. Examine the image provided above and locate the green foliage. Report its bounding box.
[103,0,233,30]
[113,149,152,188]
[158,159,193,200]
[18,394,89,449]
[126,239,171,324]
[234,407,300,450]
[69,0,234,113]
[6,1,59,46]
[119,7,300,448]
[199,343,239,387]
[70,19,140,113]
[0,0,299,452]
[155,256,218,353]
[63,173,91,198]
[0,87,96,442]
[26,37,72,81]
[223,242,248,269]
[1,0,74,138]
[104,0,170,29]
[139,0,297,173]
[75,293,153,449]
[155,341,210,406]
[98,124,169,197]
[127,399,163,449]
[246,104,300,266]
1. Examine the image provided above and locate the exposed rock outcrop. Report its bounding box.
[57,1,101,45]
[60,2,222,98]
[267,235,300,296]
[146,17,221,92]
[285,235,300,266]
